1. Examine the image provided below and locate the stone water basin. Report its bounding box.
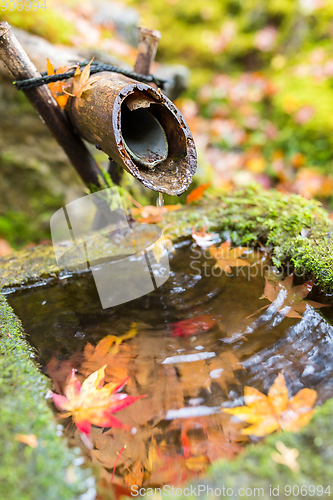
[5,239,333,497]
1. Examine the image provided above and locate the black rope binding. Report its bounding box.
[13,61,168,91]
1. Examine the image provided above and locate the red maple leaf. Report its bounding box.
[51,365,144,436]
[172,315,216,337]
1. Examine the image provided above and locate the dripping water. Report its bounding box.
[156,192,164,209]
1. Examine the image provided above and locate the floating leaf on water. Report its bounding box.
[50,365,144,436]
[209,240,251,274]
[172,314,216,338]
[208,352,244,394]
[191,226,219,249]
[147,234,175,263]
[178,360,212,396]
[249,274,328,319]
[151,365,185,422]
[224,372,317,436]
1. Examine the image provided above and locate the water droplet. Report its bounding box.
[156,192,164,209]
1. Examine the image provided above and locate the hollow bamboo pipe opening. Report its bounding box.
[67,73,197,195]
[121,104,168,168]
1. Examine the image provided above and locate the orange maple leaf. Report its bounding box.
[80,325,138,387]
[209,240,251,274]
[224,372,317,437]
[132,204,181,224]
[186,183,210,204]
[46,58,71,109]
[51,365,144,436]
[250,274,327,319]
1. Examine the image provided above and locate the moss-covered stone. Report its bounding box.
[1,184,333,292]
[163,185,333,290]
[0,293,88,500]
[1,183,333,499]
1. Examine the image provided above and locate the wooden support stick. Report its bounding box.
[109,26,161,185]
[0,22,101,188]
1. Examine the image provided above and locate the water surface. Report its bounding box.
[6,241,333,494]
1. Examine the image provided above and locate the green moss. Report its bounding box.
[0,209,61,249]
[161,184,333,290]
[1,184,333,292]
[0,293,88,500]
[0,3,76,44]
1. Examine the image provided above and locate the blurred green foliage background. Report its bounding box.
[1,0,333,249]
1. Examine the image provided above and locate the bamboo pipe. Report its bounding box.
[67,72,197,196]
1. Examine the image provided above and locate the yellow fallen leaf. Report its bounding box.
[209,240,251,274]
[246,157,266,173]
[144,437,162,473]
[148,235,175,263]
[185,454,209,471]
[224,372,316,437]
[125,459,144,487]
[72,58,95,98]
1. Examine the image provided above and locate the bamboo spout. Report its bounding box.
[67,72,197,195]
[121,103,168,168]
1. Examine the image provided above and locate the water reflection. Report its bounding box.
[6,241,333,494]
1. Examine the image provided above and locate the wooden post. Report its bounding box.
[134,27,161,76]
[0,21,101,188]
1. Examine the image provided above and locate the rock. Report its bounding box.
[92,0,140,47]
[0,27,84,79]
[153,63,190,100]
